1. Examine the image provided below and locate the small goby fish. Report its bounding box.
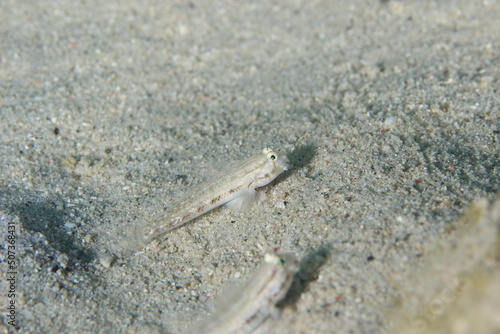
[139,148,289,245]
[186,252,299,334]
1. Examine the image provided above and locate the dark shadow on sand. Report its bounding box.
[278,244,331,307]
[9,197,95,264]
[286,143,317,169]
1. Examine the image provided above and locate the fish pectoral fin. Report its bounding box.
[224,189,257,211]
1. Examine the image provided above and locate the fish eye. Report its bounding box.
[278,259,285,265]
[267,152,277,161]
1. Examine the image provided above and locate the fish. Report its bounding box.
[186,252,299,334]
[138,147,289,246]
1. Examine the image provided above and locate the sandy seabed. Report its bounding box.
[0,1,499,333]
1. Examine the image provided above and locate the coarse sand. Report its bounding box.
[0,1,499,333]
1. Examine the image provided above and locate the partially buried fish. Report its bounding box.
[186,252,299,334]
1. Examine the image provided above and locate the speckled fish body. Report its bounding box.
[188,252,299,334]
[140,148,288,245]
